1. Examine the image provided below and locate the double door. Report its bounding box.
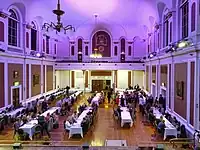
[92,80,103,92]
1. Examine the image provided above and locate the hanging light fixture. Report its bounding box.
[90,48,102,58]
[42,0,75,34]
[90,14,102,59]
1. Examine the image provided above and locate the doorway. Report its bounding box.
[92,80,111,92]
[11,85,22,108]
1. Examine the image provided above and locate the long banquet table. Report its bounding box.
[153,107,177,140]
[68,107,92,138]
[120,107,133,127]
[19,107,60,140]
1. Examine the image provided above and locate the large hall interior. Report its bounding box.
[0,0,200,149]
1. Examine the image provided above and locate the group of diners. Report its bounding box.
[112,89,140,127]
[0,88,82,141]
[0,89,66,133]
[64,93,101,138]
[130,89,188,141]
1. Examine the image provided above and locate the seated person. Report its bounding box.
[72,111,78,120]
[157,120,165,133]
[65,120,71,130]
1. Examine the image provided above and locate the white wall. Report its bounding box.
[56,70,70,88]
[74,70,84,89]
[132,70,144,88]
[117,70,128,89]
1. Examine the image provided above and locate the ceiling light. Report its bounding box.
[42,0,75,34]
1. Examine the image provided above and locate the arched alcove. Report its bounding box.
[92,30,111,57]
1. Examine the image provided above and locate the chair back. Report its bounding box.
[35,125,42,133]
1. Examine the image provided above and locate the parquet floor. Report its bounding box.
[0,93,189,149]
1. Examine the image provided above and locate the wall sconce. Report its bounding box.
[148,51,157,59]
[162,83,165,86]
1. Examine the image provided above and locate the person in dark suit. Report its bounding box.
[42,99,48,112]
[107,92,111,104]
[120,95,125,107]
[66,86,70,96]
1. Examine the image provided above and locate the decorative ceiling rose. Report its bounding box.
[42,0,75,34]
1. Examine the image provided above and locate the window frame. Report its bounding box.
[31,21,37,51]
[180,0,189,38]
[8,9,19,47]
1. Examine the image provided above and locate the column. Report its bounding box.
[156,64,161,97]
[23,58,26,101]
[44,65,47,93]
[149,64,152,94]
[111,70,115,92]
[144,66,146,90]
[29,64,31,98]
[82,70,85,93]
[171,58,175,111]
[166,64,170,110]
[186,62,191,123]
[53,64,55,90]
[4,62,8,106]
[194,58,200,129]
[41,60,44,94]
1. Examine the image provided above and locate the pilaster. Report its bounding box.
[186,61,191,123]
[194,58,200,129]
[4,62,8,106]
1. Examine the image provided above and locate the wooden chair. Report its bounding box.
[34,125,42,139]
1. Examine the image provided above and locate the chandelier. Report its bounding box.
[42,0,75,34]
[90,48,102,58]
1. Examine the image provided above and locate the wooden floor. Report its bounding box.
[0,93,190,149]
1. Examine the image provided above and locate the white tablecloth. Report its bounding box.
[20,107,59,140]
[120,107,133,127]
[19,119,38,140]
[68,107,92,138]
[41,107,60,117]
[153,108,177,140]
[7,107,25,118]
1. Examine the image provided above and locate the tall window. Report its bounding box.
[191,3,196,32]
[169,22,172,43]
[114,46,117,56]
[8,9,18,46]
[181,0,189,38]
[54,43,57,55]
[121,38,125,52]
[46,36,50,54]
[164,16,169,46]
[85,46,88,56]
[78,39,83,52]
[71,46,74,56]
[31,22,37,50]
[128,46,131,56]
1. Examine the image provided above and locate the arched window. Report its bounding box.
[78,38,83,52]
[71,46,75,56]
[8,9,19,46]
[114,46,117,56]
[128,46,131,56]
[31,21,37,50]
[191,2,196,32]
[85,46,88,56]
[121,38,125,52]
[180,0,189,38]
